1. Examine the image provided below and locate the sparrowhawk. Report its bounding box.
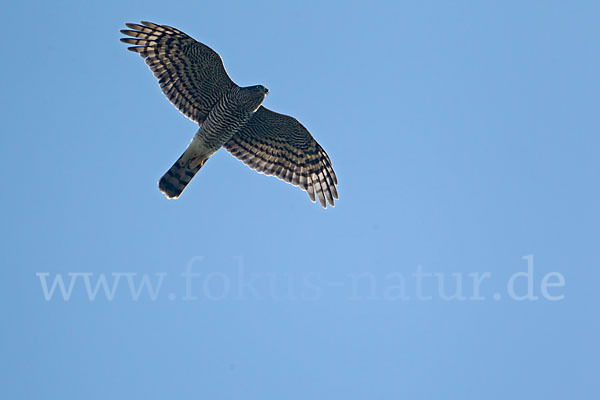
[120,21,338,207]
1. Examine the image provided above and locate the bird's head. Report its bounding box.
[251,85,269,95]
[240,85,269,112]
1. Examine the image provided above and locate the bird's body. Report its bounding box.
[121,21,338,207]
[159,85,268,197]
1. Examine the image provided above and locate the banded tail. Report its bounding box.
[158,145,208,199]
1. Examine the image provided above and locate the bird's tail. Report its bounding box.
[158,144,208,199]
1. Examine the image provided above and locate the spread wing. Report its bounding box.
[224,107,338,208]
[120,21,235,124]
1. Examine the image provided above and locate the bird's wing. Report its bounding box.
[224,106,338,208]
[120,21,235,124]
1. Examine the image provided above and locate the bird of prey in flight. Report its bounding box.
[120,21,338,207]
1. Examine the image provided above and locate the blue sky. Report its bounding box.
[1,1,598,399]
